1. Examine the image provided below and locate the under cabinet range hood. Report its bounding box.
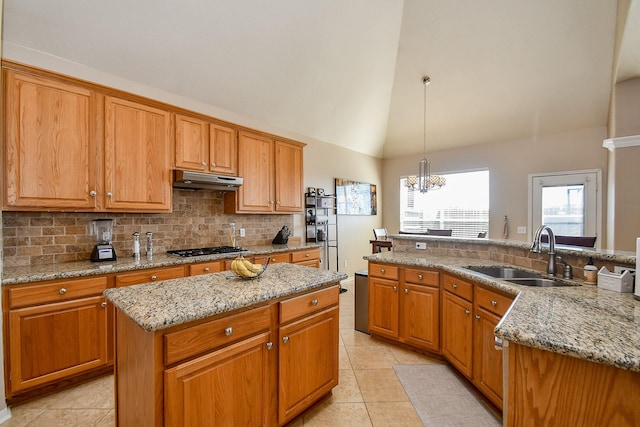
[173,170,243,191]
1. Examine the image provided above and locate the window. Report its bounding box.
[400,170,489,238]
[529,170,600,246]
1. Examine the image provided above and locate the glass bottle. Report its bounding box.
[132,232,140,258]
[146,231,153,259]
[228,222,236,247]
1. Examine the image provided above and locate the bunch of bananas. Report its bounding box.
[231,256,265,278]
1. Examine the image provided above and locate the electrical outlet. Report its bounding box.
[416,242,427,250]
[239,228,245,237]
[517,226,526,234]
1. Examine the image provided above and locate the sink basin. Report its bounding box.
[464,266,542,279]
[504,278,573,287]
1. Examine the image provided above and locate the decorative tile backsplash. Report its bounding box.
[2,189,294,267]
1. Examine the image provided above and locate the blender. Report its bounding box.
[90,218,117,262]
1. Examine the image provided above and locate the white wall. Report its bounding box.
[383,127,609,244]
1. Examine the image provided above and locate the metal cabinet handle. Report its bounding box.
[201,161,207,166]
[101,302,108,308]
[282,336,289,344]
[311,299,318,306]
[491,300,497,307]
[276,201,281,205]
[59,288,67,295]
[380,268,385,274]
[465,309,470,315]
[418,274,423,280]
[452,283,458,289]
[89,190,97,197]
[393,286,397,292]
[150,275,157,281]
[225,327,233,336]
[266,342,273,350]
[305,253,310,257]
[475,315,480,320]
[106,192,113,198]
[204,267,210,272]
[211,162,216,168]
[494,336,504,350]
[404,288,408,294]
[269,200,274,205]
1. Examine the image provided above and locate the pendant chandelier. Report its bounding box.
[415,76,445,193]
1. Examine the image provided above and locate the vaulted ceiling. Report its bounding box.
[2,0,638,159]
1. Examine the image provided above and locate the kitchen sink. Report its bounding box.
[464,266,542,279]
[504,278,573,287]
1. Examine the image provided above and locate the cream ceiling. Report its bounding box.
[2,0,638,159]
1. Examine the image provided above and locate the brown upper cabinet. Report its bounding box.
[3,70,99,210]
[174,114,238,176]
[225,132,304,214]
[3,68,172,212]
[104,96,172,212]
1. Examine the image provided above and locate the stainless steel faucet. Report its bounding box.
[531,225,556,276]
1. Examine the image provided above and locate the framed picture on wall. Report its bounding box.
[335,178,377,215]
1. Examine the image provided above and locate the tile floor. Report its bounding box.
[1,281,497,426]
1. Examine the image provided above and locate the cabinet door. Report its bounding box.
[209,124,237,175]
[274,140,303,213]
[401,283,439,351]
[8,296,108,394]
[175,114,208,171]
[165,332,272,427]
[279,306,339,424]
[442,291,473,378]
[235,132,274,212]
[4,70,97,209]
[368,276,399,339]
[104,96,172,211]
[473,306,504,408]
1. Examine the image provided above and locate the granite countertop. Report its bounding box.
[1,243,321,285]
[104,263,347,332]
[365,251,640,372]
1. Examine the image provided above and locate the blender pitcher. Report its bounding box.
[90,218,117,261]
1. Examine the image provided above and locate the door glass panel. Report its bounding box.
[541,185,584,235]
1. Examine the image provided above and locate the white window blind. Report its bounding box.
[400,170,489,238]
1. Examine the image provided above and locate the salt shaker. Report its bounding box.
[132,232,140,258]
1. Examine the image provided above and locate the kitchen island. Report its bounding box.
[104,263,347,426]
[365,236,640,427]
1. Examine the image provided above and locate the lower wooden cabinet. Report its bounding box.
[8,295,108,394]
[368,275,400,338]
[164,331,272,426]
[442,290,473,378]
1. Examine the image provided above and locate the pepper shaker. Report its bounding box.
[132,232,140,258]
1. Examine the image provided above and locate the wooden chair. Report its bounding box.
[398,230,429,235]
[371,228,392,253]
[427,229,452,236]
[373,228,388,240]
[477,232,487,238]
[540,234,596,248]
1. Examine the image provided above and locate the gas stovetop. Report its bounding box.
[167,246,247,257]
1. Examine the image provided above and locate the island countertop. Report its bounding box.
[104,263,347,332]
[365,251,640,372]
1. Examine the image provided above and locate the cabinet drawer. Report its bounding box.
[164,305,271,365]
[280,286,339,324]
[443,275,473,302]
[116,266,185,287]
[269,252,292,264]
[8,276,108,309]
[404,268,439,287]
[291,249,320,263]
[189,261,222,276]
[475,285,513,317]
[369,263,399,280]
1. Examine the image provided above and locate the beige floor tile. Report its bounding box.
[303,402,373,427]
[340,329,387,347]
[26,408,111,426]
[95,409,115,427]
[340,314,354,329]
[346,346,398,370]
[325,369,363,404]
[50,376,113,409]
[0,407,45,427]
[354,368,409,403]
[339,345,352,369]
[366,401,423,427]
[388,345,443,365]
